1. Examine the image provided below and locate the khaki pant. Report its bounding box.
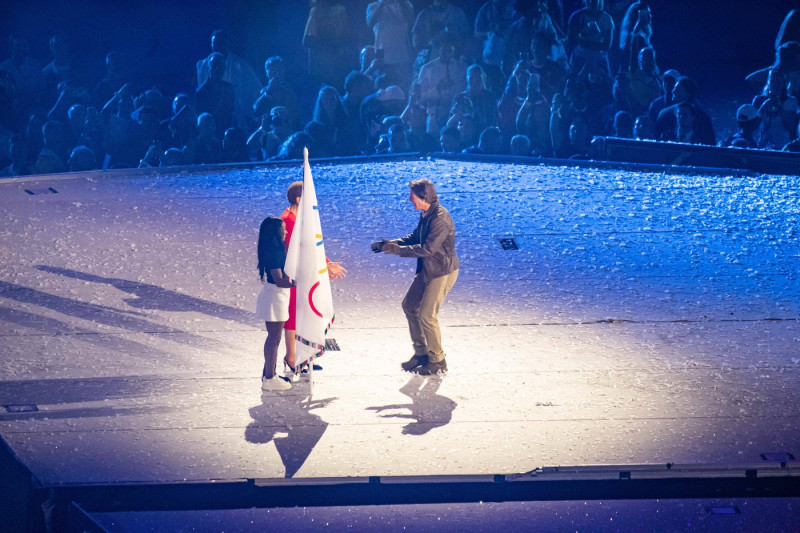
[402,270,458,363]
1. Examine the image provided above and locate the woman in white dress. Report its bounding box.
[255,216,294,390]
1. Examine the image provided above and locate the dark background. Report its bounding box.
[1,0,797,125]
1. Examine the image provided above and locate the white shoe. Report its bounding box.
[261,376,291,391]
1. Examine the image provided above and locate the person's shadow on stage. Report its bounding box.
[245,390,336,478]
[367,375,456,435]
[37,265,256,324]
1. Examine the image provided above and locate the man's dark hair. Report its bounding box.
[287,180,303,205]
[410,179,438,203]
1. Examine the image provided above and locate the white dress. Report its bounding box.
[255,280,290,322]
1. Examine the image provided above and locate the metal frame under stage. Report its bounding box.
[4,428,799,533]
[51,463,800,512]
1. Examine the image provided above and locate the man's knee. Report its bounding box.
[402,297,419,317]
[419,311,438,330]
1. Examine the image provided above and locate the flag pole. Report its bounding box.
[308,357,314,396]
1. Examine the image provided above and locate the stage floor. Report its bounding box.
[1,159,798,526]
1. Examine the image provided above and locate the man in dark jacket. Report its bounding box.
[373,179,459,375]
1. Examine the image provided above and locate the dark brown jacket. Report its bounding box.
[393,201,459,282]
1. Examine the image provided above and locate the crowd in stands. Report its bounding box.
[2,1,800,177]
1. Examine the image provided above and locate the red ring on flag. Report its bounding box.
[308,281,323,318]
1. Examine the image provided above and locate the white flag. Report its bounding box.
[284,148,334,366]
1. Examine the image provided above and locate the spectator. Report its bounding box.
[388,122,412,153]
[41,34,80,103]
[719,104,760,149]
[82,106,105,161]
[271,131,314,161]
[24,113,46,169]
[566,0,614,77]
[360,76,391,153]
[48,82,90,124]
[656,76,714,145]
[754,68,799,150]
[254,56,301,132]
[132,88,166,125]
[460,64,497,129]
[516,73,552,156]
[498,60,530,147]
[474,0,516,93]
[222,126,249,163]
[550,91,573,157]
[509,0,568,70]
[161,147,185,167]
[305,120,335,157]
[628,46,660,116]
[129,106,161,166]
[340,71,373,155]
[0,135,33,177]
[781,121,800,152]
[567,117,591,158]
[661,102,714,145]
[455,113,480,150]
[100,83,135,167]
[196,112,222,164]
[312,85,349,156]
[445,93,475,129]
[376,85,408,119]
[580,60,613,135]
[91,51,127,109]
[648,68,679,123]
[633,114,655,140]
[366,0,415,90]
[195,52,235,137]
[401,102,439,153]
[530,31,569,104]
[196,30,261,131]
[67,145,96,172]
[415,33,468,127]
[34,120,68,173]
[360,45,385,83]
[138,142,161,168]
[158,95,197,154]
[439,124,461,152]
[411,0,471,56]
[252,106,292,161]
[471,125,503,154]
[0,35,43,125]
[618,1,653,75]
[747,18,800,92]
[247,113,272,160]
[510,133,531,156]
[66,103,89,150]
[613,110,633,138]
[303,0,352,87]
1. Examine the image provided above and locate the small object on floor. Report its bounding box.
[401,354,428,371]
[262,375,291,391]
[413,359,447,375]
